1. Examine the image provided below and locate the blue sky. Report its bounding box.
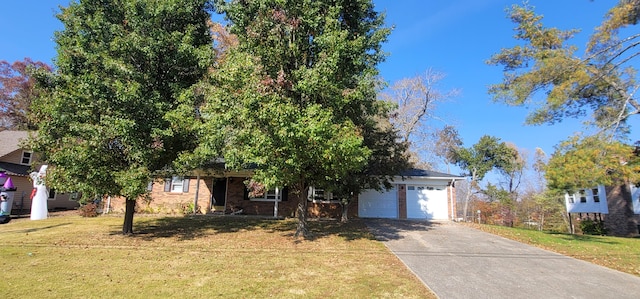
[1,1,635,170]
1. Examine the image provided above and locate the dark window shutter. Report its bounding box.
[182,178,190,193]
[164,178,171,192]
[243,186,250,200]
[282,187,288,201]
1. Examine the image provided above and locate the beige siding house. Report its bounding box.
[0,130,79,213]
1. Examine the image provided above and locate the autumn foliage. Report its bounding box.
[0,58,52,129]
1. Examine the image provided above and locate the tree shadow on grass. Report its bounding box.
[115,215,440,243]
[545,231,621,245]
[122,215,383,242]
[0,222,72,235]
[125,215,294,241]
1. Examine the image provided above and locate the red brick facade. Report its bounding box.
[603,185,640,236]
[107,176,359,219]
[397,184,407,219]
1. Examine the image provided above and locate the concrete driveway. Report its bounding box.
[365,219,640,299]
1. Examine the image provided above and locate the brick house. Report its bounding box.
[565,184,640,236]
[0,130,79,213]
[106,169,464,220]
[1,130,463,220]
[106,172,358,218]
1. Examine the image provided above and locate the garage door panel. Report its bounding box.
[358,187,398,218]
[407,186,448,220]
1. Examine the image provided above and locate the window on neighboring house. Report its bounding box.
[579,190,587,203]
[307,187,338,203]
[147,181,154,191]
[21,151,33,165]
[164,177,189,193]
[592,188,600,203]
[69,192,79,201]
[47,189,56,200]
[567,194,575,204]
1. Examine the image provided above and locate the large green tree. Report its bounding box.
[320,117,410,223]
[451,135,518,221]
[488,1,640,138]
[29,0,214,234]
[188,0,394,237]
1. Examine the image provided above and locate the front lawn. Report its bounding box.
[0,214,435,298]
[470,224,640,277]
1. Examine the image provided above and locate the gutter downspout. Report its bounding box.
[274,187,279,218]
[450,179,455,221]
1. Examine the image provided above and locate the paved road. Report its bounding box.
[365,219,640,299]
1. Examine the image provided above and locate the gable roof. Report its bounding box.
[400,168,465,180]
[0,130,30,158]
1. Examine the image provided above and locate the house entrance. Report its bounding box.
[211,178,227,212]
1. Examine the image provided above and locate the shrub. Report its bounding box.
[78,203,99,217]
[182,202,195,215]
[580,218,607,235]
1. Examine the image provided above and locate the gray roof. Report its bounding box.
[400,168,465,179]
[0,161,31,177]
[0,130,30,158]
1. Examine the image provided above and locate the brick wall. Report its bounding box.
[106,176,362,219]
[108,177,212,214]
[397,184,407,219]
[604,185,640,236]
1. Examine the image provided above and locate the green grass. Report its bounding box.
[0,214,435,299]
[470,224,640,277]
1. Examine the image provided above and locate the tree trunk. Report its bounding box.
[122,199,136,235]
[463,169,477,222]
[294,184,311,239]
[463,180,472,221]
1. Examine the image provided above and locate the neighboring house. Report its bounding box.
[107,168,465,220]
[0,130,79,213]
[565,184,640,236]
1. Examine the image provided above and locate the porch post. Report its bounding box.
[194,175,200,214]
[274,187,279,218]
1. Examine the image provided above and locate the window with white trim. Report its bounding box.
[579,190,587,203]
[408,185,445,191]
[307,186,338,203]
[69,192,79,201]
[164,177,190,193]
[249,188,283,202]
[20,151,33,165]
[592,188,600,203]
[570,186,605,204]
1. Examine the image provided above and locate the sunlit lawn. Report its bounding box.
[0,214,435,299]
[470,224,640,277]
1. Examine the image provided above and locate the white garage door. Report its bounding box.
[358,186,398,218]
[407,185,448,220]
